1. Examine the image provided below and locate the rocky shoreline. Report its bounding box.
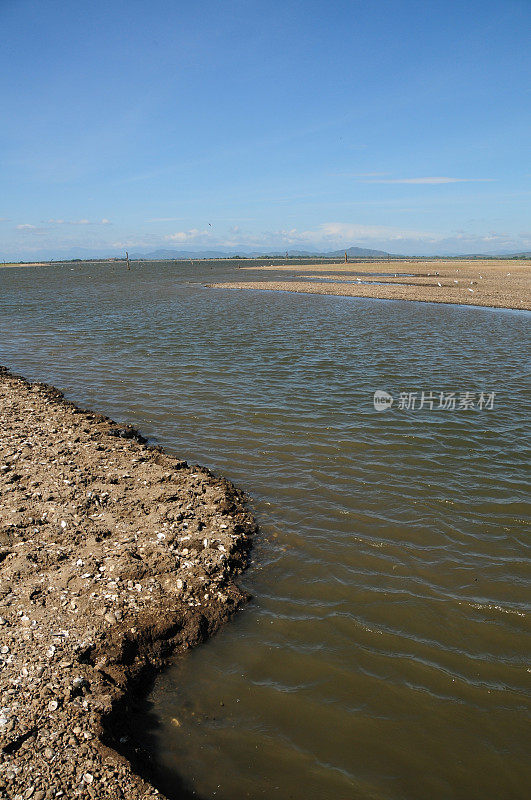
[0,367,257,800]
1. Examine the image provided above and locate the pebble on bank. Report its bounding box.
[0,367,256,800]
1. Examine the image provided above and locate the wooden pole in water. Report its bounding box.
[126,251,130,270]
[344,250,348,263]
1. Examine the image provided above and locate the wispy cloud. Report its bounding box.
[46,218,111,226]
[160,222,530,252]
[5,221,530,260]
[148,217,185,223]
[362,177,495,184]
[335,171,391,178]
[160,222,436,248]
[14,217,112,240]
[165,229,210,242]
[301,222,434,242]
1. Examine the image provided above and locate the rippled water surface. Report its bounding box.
[1,261,530,800]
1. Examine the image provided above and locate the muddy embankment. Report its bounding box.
[0,367,256,800]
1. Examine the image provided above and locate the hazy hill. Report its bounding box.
[129,245,392,260]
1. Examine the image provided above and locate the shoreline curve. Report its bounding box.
[0,366,257,800]
[207,258,531,311]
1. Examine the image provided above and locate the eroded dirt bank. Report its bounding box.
[0,367,256,800]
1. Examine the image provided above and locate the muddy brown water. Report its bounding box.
[1,260,529,800]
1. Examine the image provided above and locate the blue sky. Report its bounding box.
[1,0,530,258]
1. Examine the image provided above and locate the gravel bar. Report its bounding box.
[0,367,256,800]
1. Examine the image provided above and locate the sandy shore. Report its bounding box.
[0,368,256,800]
[211,259,531,310]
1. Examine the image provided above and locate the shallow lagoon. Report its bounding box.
[1,260,529,800]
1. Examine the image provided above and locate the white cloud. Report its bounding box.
[158,222,440,249]
[299,222,435,243]
[7,216,529,259]
[165,228,210,242]
[337,171,390,178]
[47,218,111,226]
[165,221,527,254]
[148,217,185,223]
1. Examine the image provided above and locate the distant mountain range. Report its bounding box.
[4,246,530,263]
[128,246,531,260]
[128,245,393,260]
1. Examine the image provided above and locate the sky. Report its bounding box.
[1,0,530,259]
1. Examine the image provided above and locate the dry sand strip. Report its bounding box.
[212,260,531,311]
[0,367,256,800]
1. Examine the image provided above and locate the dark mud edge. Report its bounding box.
[0,366,258,800]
